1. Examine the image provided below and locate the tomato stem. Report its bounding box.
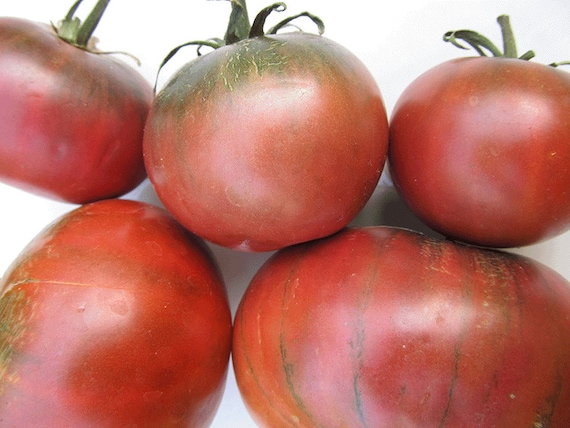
[443,14,535,60]
[222,0,251,45]
[222,0,324,42]
[550,60,570,67]
[56,0,111,49]
[76,0,110,46]
[249,2,286,38]
[153,0,324,93]
[497,15,517,58]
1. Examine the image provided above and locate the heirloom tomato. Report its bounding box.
[0,199,232,427]
[389,15,570,248]
[233,226,570,427]
[143,2,389,252]
[0,0,152,203]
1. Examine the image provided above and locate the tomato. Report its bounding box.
[388,16,570,248]
[0,3,152,204]
[233,226,570,427]
[0,199,232,427]
[143,3,388,252]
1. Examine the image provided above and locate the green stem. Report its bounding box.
[76,0,111,47]
[267,10,325,35]
[550,60,570,67]
[220,0,324,43]
[443,30,503,57]
[63,0,82,22]
[443,14,535,61]
[56,0,111,48]
[249,2,286,38]
[223,0,251,44]
[497,14,517,58]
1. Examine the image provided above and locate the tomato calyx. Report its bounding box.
[444,15,535,60]
[54,0,110,50]
[443,15,570,67]
[153,0,324,93]
[248,2,324,38]
[444,14,570,68]
[213,0,324,45]
[53,0,141,64]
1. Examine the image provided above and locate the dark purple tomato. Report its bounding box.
[389,56,570,248]
[0,17,152,203]
[233,226,570,427]
[143,32,388,252]
[0,199,232,427]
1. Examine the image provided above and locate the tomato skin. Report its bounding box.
[388,57,570,248]
[0,18,153,204]
[143,32,388,252]
[233,226,570,427]
[0,199,232,427]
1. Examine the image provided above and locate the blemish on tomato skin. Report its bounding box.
[256,311,263,346]
[0,289,27,393]
[224,185,243,208]
[420,390,432,405]
[144,240,163,257]
[143,390,164,402]
[107,295,129,316]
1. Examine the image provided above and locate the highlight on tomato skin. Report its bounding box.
[0,0,153,204]
[232,226,570,427]
[0,199,232,428]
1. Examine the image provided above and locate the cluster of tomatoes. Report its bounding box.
[1,0,570,426]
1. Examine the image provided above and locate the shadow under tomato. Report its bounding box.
[350,185,444,240]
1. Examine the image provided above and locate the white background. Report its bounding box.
[2,1,570,426]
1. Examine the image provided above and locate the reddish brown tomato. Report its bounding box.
[0,18,152,203]
[0,199,232,427]
[143,33,388,252]
[389,57,570,248]
[233,226,570,427]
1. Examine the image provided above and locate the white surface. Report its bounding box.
[2,1,569,427]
